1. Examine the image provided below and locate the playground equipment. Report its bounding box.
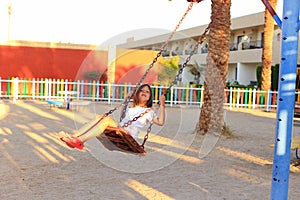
[89,0,229,155]
[72,1,203,155]
[264,0,300,199]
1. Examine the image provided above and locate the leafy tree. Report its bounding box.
[157,56,179,85]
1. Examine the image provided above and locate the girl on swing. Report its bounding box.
[59,83,166,150]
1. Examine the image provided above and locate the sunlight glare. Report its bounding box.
[0,103,9,120]
[15,102,61,121]
[125,179,175,200]
[224,168,261,184]
[217,146,272,166]
[143,134,198,153]
[24,131,49,144]
[27,140,59,163]
[148,146,203,164]
[0,127,12,135]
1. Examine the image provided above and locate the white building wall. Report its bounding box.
[181,68,195,85]
[119,12,300,86]
[227,64,236,82]
[237,63,257,85]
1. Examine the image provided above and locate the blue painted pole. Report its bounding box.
[189,85,193,105]
[271,1,300,199]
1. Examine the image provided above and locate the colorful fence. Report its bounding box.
[0,77,204,106]
[1,77,299,110]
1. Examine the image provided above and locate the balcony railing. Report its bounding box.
[230,40,263,51]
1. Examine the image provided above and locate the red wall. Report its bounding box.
[0,45,160,84]
[0,45,108,80]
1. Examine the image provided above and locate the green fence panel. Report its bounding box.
[23,78,27,99]
[7,77,11,97]
[244,88,248,108]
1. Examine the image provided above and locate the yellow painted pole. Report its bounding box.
[232,87,236,107]
[185,84,189,105]
[201,85,204,103]
[248,88,253,108]
[154,84,159,103]
[124,82,128,98]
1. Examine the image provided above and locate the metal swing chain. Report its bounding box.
[121,108,152,149]
[135,2,195,87]
[165,25,210,95]
[164,0,227,95]
[141,122,153,149]
[120,2,196,122]
[78,2,202,142]
[138,0,228,148]
[136,32,210,146]
[123,0,228,148]
[121,109,150,128]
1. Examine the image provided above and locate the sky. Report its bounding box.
[0,0,284,46]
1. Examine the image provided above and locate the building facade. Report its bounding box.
[118,12,300,86]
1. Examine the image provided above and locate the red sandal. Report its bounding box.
[60,135,84,150]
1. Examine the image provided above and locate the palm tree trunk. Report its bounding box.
[261,0,278,91]
[197,0,231,135]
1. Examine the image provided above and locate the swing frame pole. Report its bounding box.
[261,0,282,28]
[270,0,300,199]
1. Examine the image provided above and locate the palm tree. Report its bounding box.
[261,0,278,91]
[196,0,231,135]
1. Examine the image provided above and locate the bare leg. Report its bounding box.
[73,116,103,137]
[77,116,118,142]
[59,115,118,150]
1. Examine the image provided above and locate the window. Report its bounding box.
[261,32,264,48]
[237,35,245,44]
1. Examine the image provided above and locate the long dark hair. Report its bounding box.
[132,84,153,108]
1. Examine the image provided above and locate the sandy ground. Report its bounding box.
[0,100,300,200]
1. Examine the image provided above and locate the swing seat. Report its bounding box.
[96,126,146,156]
